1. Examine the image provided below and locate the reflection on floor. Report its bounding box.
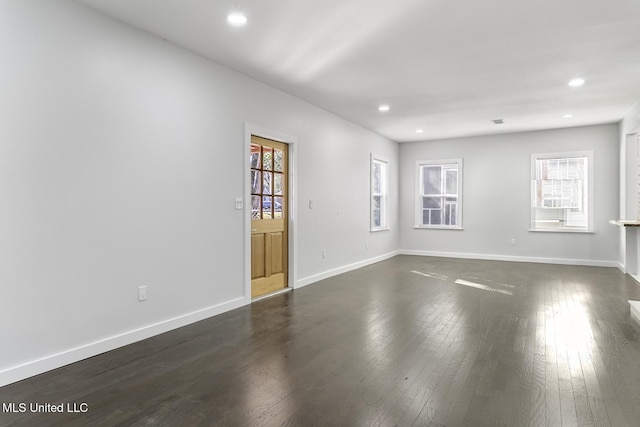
[2,255,640,426]
[453,279,514,296]
[411,270,449,281]
[411,269,515,295]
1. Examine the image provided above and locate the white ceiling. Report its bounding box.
[77,0,640,142]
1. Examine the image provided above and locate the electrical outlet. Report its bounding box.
[138,285,147,301]
[365,241,369,249]
[309,199,313,209]
[322,249,327,258]
[510,239,517,246]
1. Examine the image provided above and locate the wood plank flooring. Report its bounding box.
[2,256,640,426]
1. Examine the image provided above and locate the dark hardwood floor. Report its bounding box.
[3,256,640,426]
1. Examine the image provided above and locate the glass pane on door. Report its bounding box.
[274,173,283,195]
[250,144,261,169]
[251,195,261,219]
[274,149,284,172]
[263,172,272,195]
[251,170,261,194]
[274,196,284,219]
[250,137,286,223]
[263,147,273,171]
[263,196,272,219]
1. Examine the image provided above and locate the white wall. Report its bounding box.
[399,124,620,265]
[618,102,640,270]
[621,102,640,219]
[0,0,399,385]
[296,122,400,284]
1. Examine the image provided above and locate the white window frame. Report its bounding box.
[370,154,389,231]
[530,151,593,233]
[415,158,463,229]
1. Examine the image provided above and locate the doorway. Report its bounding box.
[250,135,289,298]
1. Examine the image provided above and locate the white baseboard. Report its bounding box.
[629,274,640,286]
[296,250,400,289]
[399,249,619,268]
[0,297,246,388]
[1,249,400,388]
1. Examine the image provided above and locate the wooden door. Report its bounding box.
[250,136,288,298]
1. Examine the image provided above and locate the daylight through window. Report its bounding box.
[416,159,462,228]
[371,156,388,231]
[531,151,593,231]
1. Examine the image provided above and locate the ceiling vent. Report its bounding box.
[492,119,504,125]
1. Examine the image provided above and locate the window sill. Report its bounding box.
[370,227,390,233]
[414,226,464,230]
[528,228,594,234]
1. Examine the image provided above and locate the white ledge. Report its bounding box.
[630,300,640,325]
[528,228,594,234]
[414,226,464,231]
[611,220,640,227]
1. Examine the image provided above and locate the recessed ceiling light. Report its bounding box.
[568,78,585,87]
[416,129,424,133]
[227,12,248,26]
[378,104,390,112]
[562,114,574,118]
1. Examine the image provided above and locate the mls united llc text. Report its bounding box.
[2,402,89,413]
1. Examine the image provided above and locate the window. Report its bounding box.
[415,159,462,228]
[251,142,286,220]
[531,151,593,232]
[371,155,388,231]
